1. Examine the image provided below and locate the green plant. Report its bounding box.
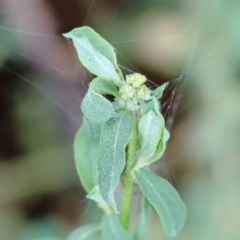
[63,26,186,240]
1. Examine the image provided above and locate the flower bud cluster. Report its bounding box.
[117,73,151,111]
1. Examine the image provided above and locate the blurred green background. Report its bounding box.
[0,0,240,239]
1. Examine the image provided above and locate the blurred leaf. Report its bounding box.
[102,214,133,240]
[151,83,168,100]
[74,117,101,192]
[135,169,187,237]
[66,223,100,240]
[89,77,120,97]
[134,197,152,240]
[81,91,117,123]
[97,111,132,211]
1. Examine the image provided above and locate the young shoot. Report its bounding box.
[63,26,186,240]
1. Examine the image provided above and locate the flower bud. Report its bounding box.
[126,73,147,88]
[119,84,136,99]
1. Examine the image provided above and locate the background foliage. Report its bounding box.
[0,0,240,239]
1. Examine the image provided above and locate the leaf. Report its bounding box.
[138,111,164,161]
[97,111,132,211]
[64,35,122,86]
[142,97,160,116]
[135,169,187,237]
[87,186,112,214]
[74,117,101,192]
[102,214,133,240]
[66,223,100,240]
[134,197,152,240]
[81,91,117,123]
[148,127,170,163]
[152,83,168,100]
[63,26,118,68]
[89,77,120,98]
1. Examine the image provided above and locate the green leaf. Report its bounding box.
[97,111,132,211]
[66,223,100,240]
[63,26,117,68]
[81,91,117,123]
[152,83,168,100]
[142,97,160,116]
[63,35,122,86]
[135,169,187,237]
[102,214,133,240]
[148,127,170,163]
[87,186,112,214]
[74,117,101,192]
[134,197,152,240]
[138,111,164,162]
[89,77,120,98]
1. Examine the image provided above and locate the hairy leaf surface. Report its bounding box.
[74,118,101,192]
[102,214,133,240]
[97,111,132,211]
[81,91,117,123]
[66,223,100,240]
[135,169,187,237]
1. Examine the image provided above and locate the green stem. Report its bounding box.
[120,111,137,230]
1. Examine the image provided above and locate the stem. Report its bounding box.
[120,111,137,230]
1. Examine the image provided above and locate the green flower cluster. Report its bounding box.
[117,73,151,111]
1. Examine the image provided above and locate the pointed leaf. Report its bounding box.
[134,197,152,240]
[97,111,132,211]
[152,83,168,100]
[66,223,100,240]
[90,77,120,98]
[138,111,164,161]
[81,91,117,123]
[102,214,133,240]
[63,26,118,68]
[135,169,187,237]
[74,117,101,192]
[64,36,122,86]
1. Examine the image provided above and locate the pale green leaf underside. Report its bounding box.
[89,77,120,98]
[63,26,117,67]
[138,111,163,161]
[134,197,152,240]
[135,169,187,237]
[152,83,168,100]
[148,127,170,163]
[102,214,133,240]
[66,223,100,240]
[81,91,117,123]
[97,111,132,211]
[67,36,121,85]
[74,117,101,192]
